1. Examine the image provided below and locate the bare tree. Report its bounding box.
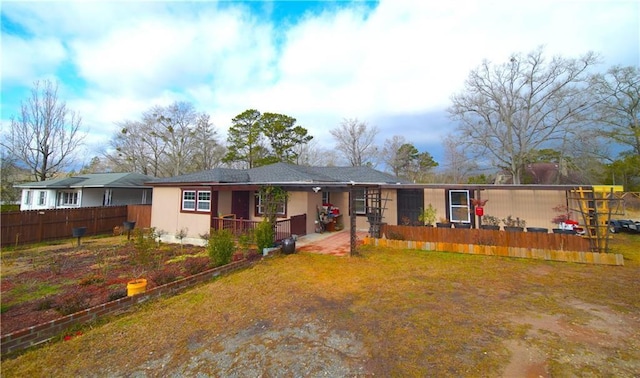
[440,135,478,184]
[589,65,640,157]
[154,102,197,176]
[330,118,379,166]
[448,47,599,184]
[107,102,222,177]
[381,135,407,175]
[2,80,84,181]
[107,118,165,176]
[191,113,225,171]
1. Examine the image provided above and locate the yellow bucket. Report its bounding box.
[127,278,147,296]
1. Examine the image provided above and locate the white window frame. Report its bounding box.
[449,190,470,223]
[182,190,196,211]
[322,191,330,205]
[353,189,366,215]
[38,191,46,206]
[58,191,79,206]
[181,189,211,212]
[197,191,211,211]
[24,190,33,205]
[255,192,286,216]
[103,189,113,206]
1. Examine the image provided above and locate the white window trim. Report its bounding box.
[182,189,211,212]
[197,191,211,211]
[24,190,33,205]
[449,190,470,223]
[255,192,286,216]
[38,191,47,206]
[182,190,196,211]
[354,189,366,215]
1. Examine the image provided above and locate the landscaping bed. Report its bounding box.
[1,234,255,335]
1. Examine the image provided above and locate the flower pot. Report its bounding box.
[553,229,576,235]
[481,225,500,231]
[504,226,524,232]
[127,278,147,296]
[527,227,548,233]
[436,223,451,228]
[453,223,472,229]
[281,237,296,254]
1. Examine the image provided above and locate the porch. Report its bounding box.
[211,214,308,242]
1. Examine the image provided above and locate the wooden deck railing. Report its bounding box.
[211,214,307,242]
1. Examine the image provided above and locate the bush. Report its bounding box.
[35,297,55,311]
[107,289,127,302]
[56,288,90,315]
[208,228,236,267]
[78,274,104,286]
[184,257,211,275]
[255,218,275,251]
[150,267,180,285]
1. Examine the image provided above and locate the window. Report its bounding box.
[449,190,470,223]
[322,191,330,205]
[38,191,46,206]
[353,189,366,215]
[103,189,113,206]
[181,189,211,212]
[182,190,196,210]
[255,192,286,216]
[24,191,32,205]
[58,192,79,206]
[198,191,211,211]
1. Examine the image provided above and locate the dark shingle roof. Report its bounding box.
[148,168,249,184]
[149,163,407,185]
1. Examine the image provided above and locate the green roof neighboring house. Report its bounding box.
[15,173,154,210]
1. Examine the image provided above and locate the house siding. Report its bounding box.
[421,188,569,229]
[151,187,210,245]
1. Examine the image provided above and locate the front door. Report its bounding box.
[231,191,251,219]
[397,189,424,226]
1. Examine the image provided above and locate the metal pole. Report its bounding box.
[350,185,357,256]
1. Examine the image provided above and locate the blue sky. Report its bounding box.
[1,0,638,169]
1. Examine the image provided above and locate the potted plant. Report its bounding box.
[418,204,437,226]
[436,217,451,228]
[127,268,147,296]
[550,204,580,234]
[481,215,501,230]
[502,215,526,232]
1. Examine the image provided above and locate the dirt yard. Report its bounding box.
[2,232,639,377]
[1,233,252,335]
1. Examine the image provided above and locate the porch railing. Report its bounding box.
[211,214,306,242]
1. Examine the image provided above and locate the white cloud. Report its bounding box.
[2,0,638,164]
[1,34,67,85]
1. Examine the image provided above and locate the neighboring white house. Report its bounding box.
[15,173,154,211]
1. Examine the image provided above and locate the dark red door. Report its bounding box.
[231,191,251,219]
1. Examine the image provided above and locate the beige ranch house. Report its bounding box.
[147,163,614,245]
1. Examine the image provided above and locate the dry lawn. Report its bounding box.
[2,233,640,377]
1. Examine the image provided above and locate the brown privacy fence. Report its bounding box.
[381,225,592,251]
[0,205,151,247]
[370,225,623,266]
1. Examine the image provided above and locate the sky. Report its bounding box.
[1,0,639,170]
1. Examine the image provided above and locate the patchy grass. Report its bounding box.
[2,234,640,376]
